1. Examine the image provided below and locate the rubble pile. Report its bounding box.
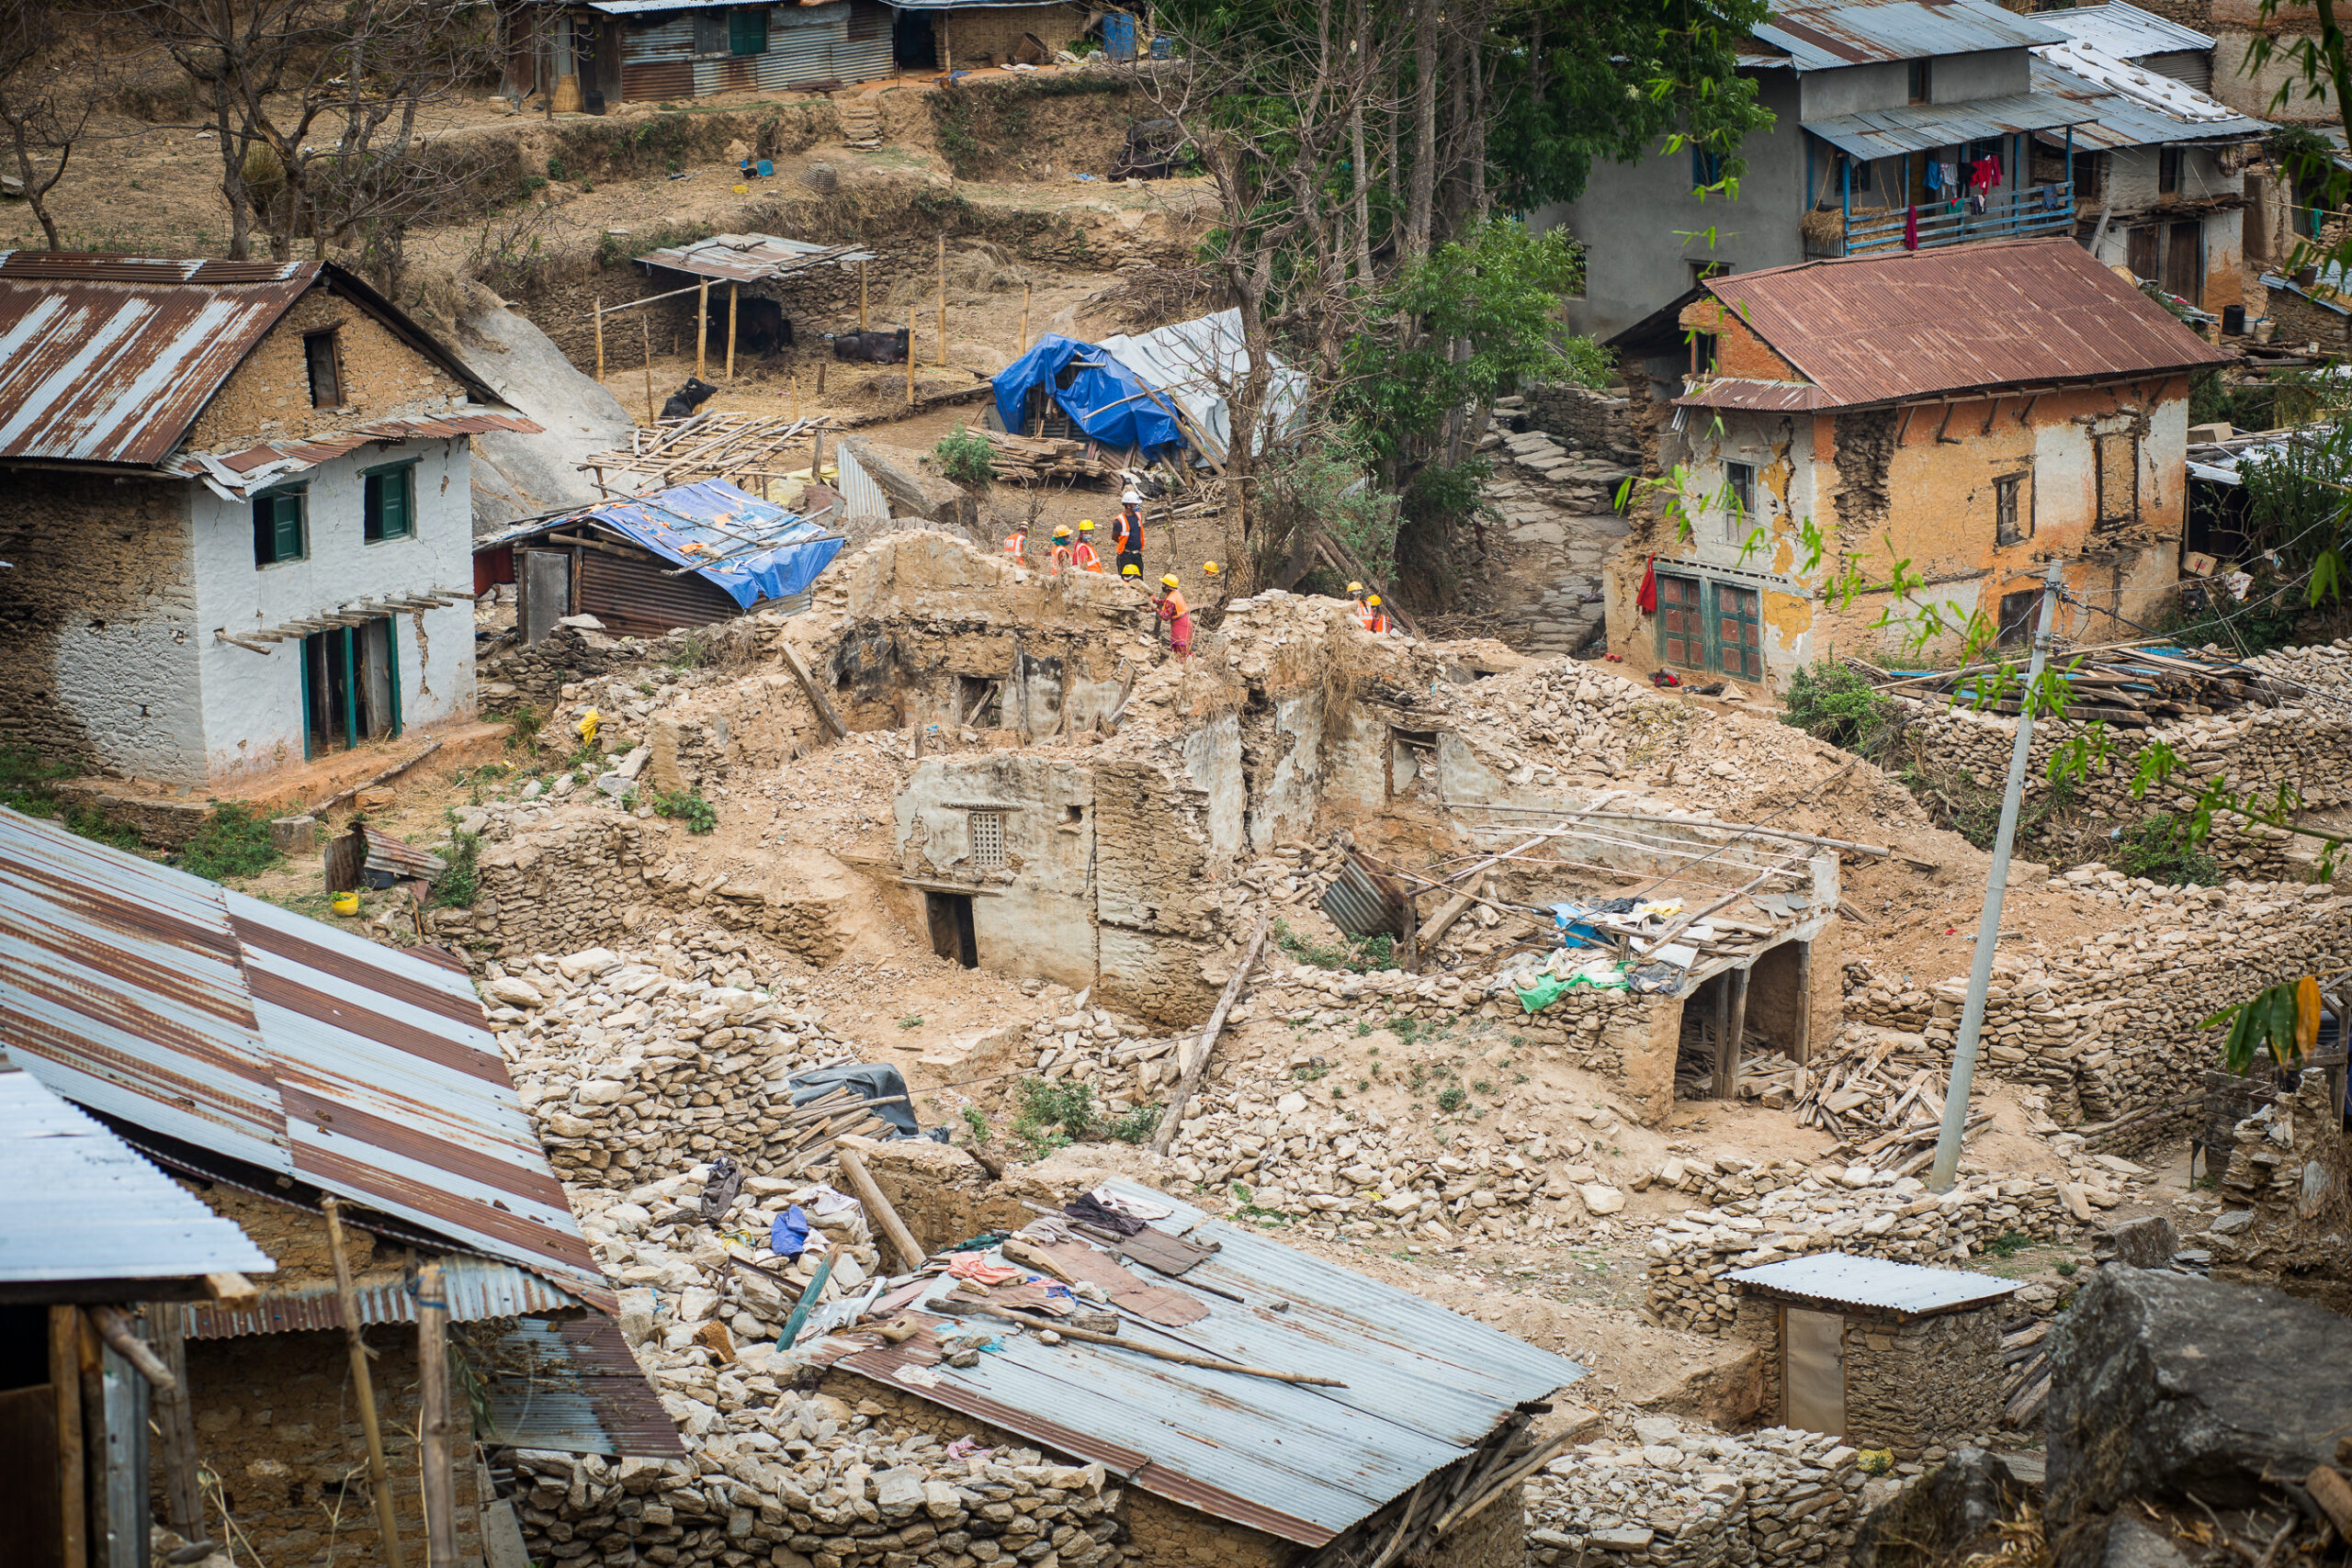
[1641,1171,2080,1334]
[1524,1423,1868,1568]
[2206,1068,2351,1276]
[491,945,876,1190]
[1841,877,2352,1135]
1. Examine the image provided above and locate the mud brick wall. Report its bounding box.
[0,472,203,781]
[1090,755,1222,1023]
[1840,1306,2006,1461]
[933,5,1090,64]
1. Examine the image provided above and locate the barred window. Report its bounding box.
[968,810,1005,869]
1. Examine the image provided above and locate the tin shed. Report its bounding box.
[1730,1252,2021,1459]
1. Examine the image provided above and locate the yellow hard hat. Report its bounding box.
[1161,574,1180,588]
[1079,519,1095,531]
[1347,581,1363,593]
[1202,560,1221,574]
[1052,525,1070,538]
[1367,593,1382,606]
[1122,563,1141,576]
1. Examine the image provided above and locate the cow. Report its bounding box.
[660,377,719,422]
[832,327,909,365]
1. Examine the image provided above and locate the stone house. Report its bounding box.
[2029,3,2270,314]
[0,253,537,789]
[1541,0,2097,342]
[1602,238,2233,686]
[1727,1252,2021,1459]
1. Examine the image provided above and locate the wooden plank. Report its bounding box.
[419,1260,458,1568]
[51,1305,85,1568]
[1151,910,1272,1155]
[151,1317,203,1541]
[836,1145,927,1272]
[777,639,848,740]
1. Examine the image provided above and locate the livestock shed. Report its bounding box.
[804,1178,1585,1568]
[479,478,845,642]
[1729,1252,2021,1460]
[632,232,881,366]
[509,0,896,109]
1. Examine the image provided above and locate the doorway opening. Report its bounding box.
[925,891,978,968]
[300,618,401,760]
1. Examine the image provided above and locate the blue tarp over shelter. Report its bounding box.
[990,333,1186,455]
[560,479,843,609]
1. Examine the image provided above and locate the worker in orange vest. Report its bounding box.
[1153,573,1193,659]
[1046,524,1073,576]
[1002,525,1027,561]
[1073,520,1104,572]
[1113,490,1147,576]
[1363,592,1390,634]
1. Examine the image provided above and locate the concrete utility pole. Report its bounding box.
[1930,556,2064,1192]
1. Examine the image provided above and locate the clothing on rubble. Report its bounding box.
[1065,1191,1148,1235]
[770,1204,812,1258]
[945,1255,1026,1285]
[1087,1186,1174,1222]
[698,1156,744,1221]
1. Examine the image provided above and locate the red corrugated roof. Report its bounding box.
[1697,238,2233,409]
[164,412,546,496]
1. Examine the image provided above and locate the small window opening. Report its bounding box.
[1064,804,1084,824]
[1389,727,1440,799]
[1997,588,2041,648]
[1907,58,1931,104]
[967,809,1005,869]
[1690,146,1724,187]
[1688,259,1728,290]
[1724,461,1757,538]
[363,464,413,542]
[1690,332,1718,377]
[2159,145,2183,195]
[1995,473,2030,547]
[254,488,307,566]
[304,329,342,409]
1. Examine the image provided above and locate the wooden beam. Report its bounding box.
[1718,966,1749,1099]
[85,1306,173,1390]
[1415,891,1474,950]
[51,1306,85,1568]
[726,282,739,381]
[1151,910,1272,1155]
[151,1314,205,1543]
[835,1145,927,1272]
[419,1260,458,1568]
[776,640,848,740]
[695,277,708,380]
[323,1198,405,1568]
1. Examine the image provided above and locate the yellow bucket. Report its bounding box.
[332,891,361,917]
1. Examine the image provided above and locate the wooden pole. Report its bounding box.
[812,423,824,482]
[835,1145,926,1271]
[594,296,605,383]
[776,639,848,739]
[942,10,952,76]
[77,1313,106,1568]
[1152,909,1271,1154]
[51,1305,85,1568]
[1020,281,1030,351]
[695,277,708,379]
[816,357,826,397]
[859,258,868,329]
[906,305,916,404]
[1718,969,1749,1100]
[936,233,948,367]
[792,373,801,422]
[726,282,739,380]
[152,1315,204,1545]
[641,314,657,428]
[323,1198,405,1568]
[418,1260,457,1568]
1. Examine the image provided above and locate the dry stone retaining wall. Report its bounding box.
[1525,1426,1866,1568]
[1840,1307,2006,1461]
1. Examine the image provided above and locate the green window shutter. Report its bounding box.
[730,8,766,54]
[274,494,304,561]
[366,466,413,541]
[384,468,410,538]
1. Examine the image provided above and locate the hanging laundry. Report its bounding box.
[1940,161,1958,193]
[1636,556,1658,614]
[1923,160,1941,192]
[1969,190,1986,215]
[1904,205,1919,250]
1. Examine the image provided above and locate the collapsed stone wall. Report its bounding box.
[2207,1066,2352,1281]
[1840,876,2352,1139]
[1524,1426,1867,1568]
[1641,1171,2083,1336]
[1891,681,2352,882]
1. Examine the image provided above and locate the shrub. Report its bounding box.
[1781,660,1895,757]
[2109,812,2222,886]
[653,789,718,833]
[432,822,482,908]
[933,425,995,490]
[1272,917,1395,973]
[176,802,281,882]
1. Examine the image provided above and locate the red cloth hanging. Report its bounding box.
[1637,556,1658,614]
[1904,205,1919,250]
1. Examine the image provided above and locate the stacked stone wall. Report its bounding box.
[1524,1427,1866,1568]
[1840,1307,2006,1461]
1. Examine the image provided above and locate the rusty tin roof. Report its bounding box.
[821,1179,1582,1546]
[169,1253,578,1338]
[0,252,512,470]
[1694,238,2233,408]
[167,412,546,499]
[1758,0,2063,70]
[0,807,611,1310]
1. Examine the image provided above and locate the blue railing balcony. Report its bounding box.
[1840,182,2076,255]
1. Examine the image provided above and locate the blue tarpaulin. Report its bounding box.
[564,479,843,610]
[990,334,1186,456]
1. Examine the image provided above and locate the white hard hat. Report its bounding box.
[1122,489,1143,503]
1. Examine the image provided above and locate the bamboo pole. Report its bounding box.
[816,357,826,397]
[323,1198,405,1568]
[641,314,657,427]
[906,305,916,404]
[418,1260,457,1568]
[695,277,708,379]
[51,1306,85,1568]
[726,282,739,380]
[813,423,824,482]
[1152,910,1271,1154]
[936,233,947,367]
[594,295,605,383]
[153,1316,203,1543]
[859,258,868,328]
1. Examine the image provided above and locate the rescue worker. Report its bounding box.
[1073,520,1104,572]
[1202,560,1221,581]
[1046,524,1074,576]
[1112,490,1147,577]
[1345,580,1366,621]
[1003,524,1027,561]
[1363,592,1390,635]
[1153,573,1193,660]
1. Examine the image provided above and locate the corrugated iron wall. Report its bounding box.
[835,440,892,527]
[618,1,892,102]
[576,547,744,637]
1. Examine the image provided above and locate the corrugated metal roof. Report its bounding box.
[2030,57,2269,148]
[1729,1251,2023,1316]
[0,807,611,1311]
[1675,378,1840,412]
[1695,238,2233,408]
[165,413,546,500]
[0,1058,277,1288]
[1758,0,2064,71]
[501,479,846,611]
[0,251,315,468]
[1802,90,2089,159]
[2035,1,2213,61]
[479,1315,691,1458]
[638,232,878,284]
[825,1179,1582,1546]
[171,1254,575,1337]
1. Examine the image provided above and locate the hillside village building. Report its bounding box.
[1603,239,2231,684]
[0,254,537,788]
